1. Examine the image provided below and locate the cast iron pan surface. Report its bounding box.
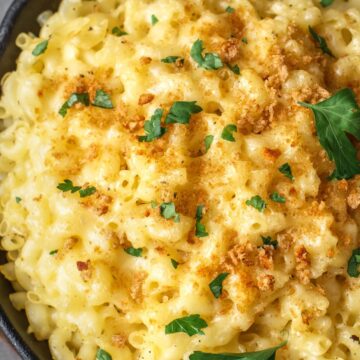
[0,1,61,359]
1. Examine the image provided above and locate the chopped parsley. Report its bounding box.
[57,179,82,193]
[111,27,128,36]
[246,195,266,212]
[165,314,208,336]
[151,14,159,25]
[32,40,48,56]
[190,39,223,71]
[59,92,90,117]
[204,135,214,153]
[195,205,209,238]
[347,248,360,277]
[15,197,22,204]
[171,258,179,269]
[79,187,97,198]
[261,236,278,249]
[139,109,167,142]
[96,348,112,360]
[309,26,334,57]
[57,180,96,198]
[189,342,287,360]
[299,88,360,180]
[92,90,114,109]
[278,163,294,181]
[227,64,240,75]
[270,192,286,203]
[209,273,229,298]
[165,101,203,124]
[124,247,143,257]
[221,124,237,142]
[161,56,184,64]
[320,0,334,7]
[49,250,58,256]
[241,37,248,44]
[225,6,235,13]
[160,202,180,222]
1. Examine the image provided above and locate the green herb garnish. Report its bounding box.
[151,15,159,25]
[299,88,360,179]
[139,109,167,142]
[278,163,294,181]
[190,39,223,70]
[15,197,22,204]
[320,0,334,7]
[79,187,97,198]
[204,135,214,153]
[160,202,180,222]
[195,205,209,238]
[221,124,237,142]
[209,273,229,298]
[261,236,278,249]
[165,101,203,124]
[93,89,113,109]
[32,40,48,56]
[57,180,96,198]
[171,258,179,269]
[227,64,240,75]
[165,314,208,336]
[246,195,266,212]
[309,26,334,57]
[270,192,285,203]
[112,27,128,36]
[49,250,58,256]
[161,56,184,64]
[347,248,360,277]
[96,348,112,360]
[189,342,287,360]
[225,6,235,13]
[59,93,90,117]
[241,37,248,44]
[124,247,143,257]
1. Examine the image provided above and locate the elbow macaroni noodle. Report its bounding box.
[0,0,360,359]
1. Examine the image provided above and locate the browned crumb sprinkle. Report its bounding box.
[294,245,311,285]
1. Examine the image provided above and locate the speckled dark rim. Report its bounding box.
[0,3,39,360]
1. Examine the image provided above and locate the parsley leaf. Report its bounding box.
[96,348,112,360]
[161,56,184,64]
[165,314,208,337]
[278,163,294,181]
[190,39,223,71]
[309,26,334,57]
[124,247,143,257]
[195,205,209,238]
[225,6,235,13]
[165,101,203,124]
[32,40,48,56]
[139,109,167,142]
[112,27,128,36]
[79,186,97,198]
[93,89,113,109]
[320,0,334,7]
[204,135,214,153]
[59,93,90,117]
[227,64,240,75]
[160,202,180,222]
[49,250,58,256]
[209,273,229,298]
[151,14,159,25]
[171,258,179,269]
[246,195,266,212]
[221,124,237,142]
[189,342,287,360]
[261,236,278,249]
[347,248,360,277]
[299,88,360,179]
[270,192,286,203]
[241,37,248,44]
[57,179,82,193]
[15,197,22,204]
